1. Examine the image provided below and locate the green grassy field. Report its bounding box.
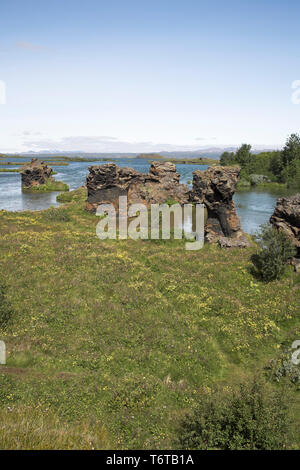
[0,188,299,449]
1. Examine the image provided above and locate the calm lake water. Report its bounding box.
[0,157,297,235]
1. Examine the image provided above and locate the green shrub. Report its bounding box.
[0,282,12,327]
[178,378,290,450]
[251,223,296,281]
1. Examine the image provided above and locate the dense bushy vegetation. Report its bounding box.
[178,378,290,450]
[220,133,300,189]
[251,224,296,281]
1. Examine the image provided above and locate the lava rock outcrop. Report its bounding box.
[270,193,300,255]
[21,158,53,189]
[85,161,189,212]
[190,166,249,246]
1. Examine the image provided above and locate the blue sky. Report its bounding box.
[1,0,300,152]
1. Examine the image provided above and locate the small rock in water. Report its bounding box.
[20,158,53,189]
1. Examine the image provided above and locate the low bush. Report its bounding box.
[251,223,296,281]
[178,378,290,450]
[42,207,71,222]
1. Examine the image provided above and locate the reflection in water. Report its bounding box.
[0,173,60,212]
[234,187,295,235]
[0,158,297,235]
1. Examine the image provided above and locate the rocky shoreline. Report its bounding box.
[6,157,300,256]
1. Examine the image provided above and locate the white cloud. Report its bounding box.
[24,135,208,153]
[16,41,45,51]
[22,130,42,136]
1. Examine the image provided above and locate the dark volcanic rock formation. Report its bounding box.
[86,161,248,247]
[86,161,189,212]
[270,193,300,256]
[21,158,53,189]
[191,166,249,246]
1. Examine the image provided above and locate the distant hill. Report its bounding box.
[2,146,278,160]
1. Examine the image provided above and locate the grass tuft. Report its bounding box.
[0,405,111,450]
[23,179,69,192]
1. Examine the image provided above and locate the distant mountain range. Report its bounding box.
[5,146,279,160]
